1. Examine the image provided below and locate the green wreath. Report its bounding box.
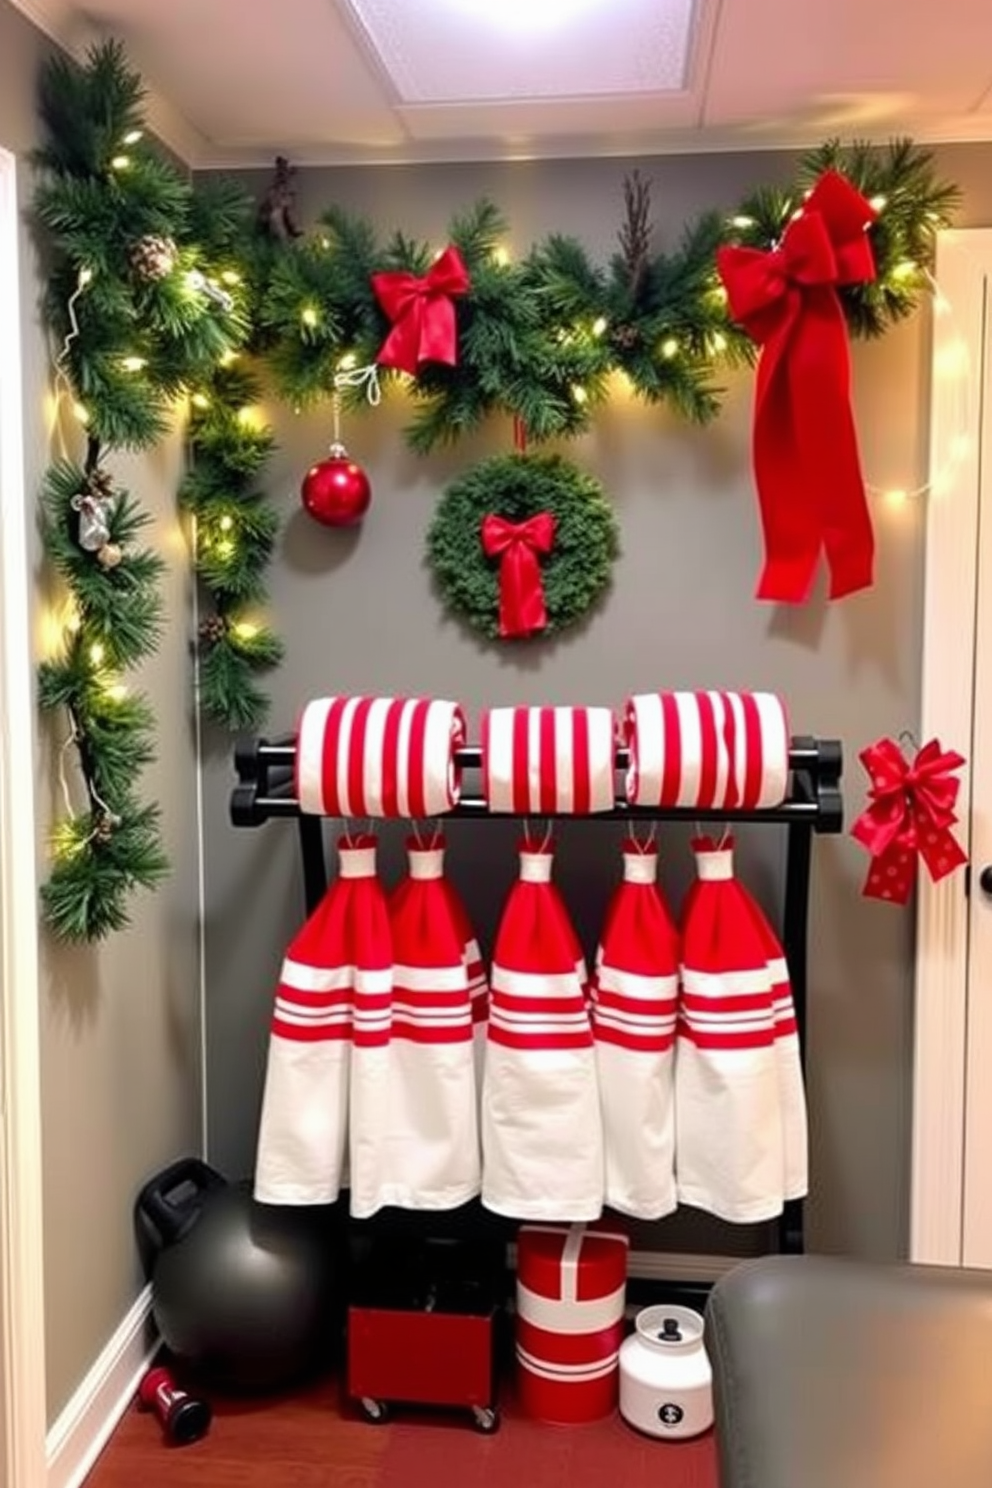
[426,452,620,642]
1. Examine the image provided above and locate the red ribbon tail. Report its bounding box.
[752,341,822,603]
[498,545,547,638]
[862,842,916,904]
[918,829,968,884]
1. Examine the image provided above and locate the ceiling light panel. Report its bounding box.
[341,0,697,104]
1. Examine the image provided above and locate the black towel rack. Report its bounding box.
[229,730,843,1291]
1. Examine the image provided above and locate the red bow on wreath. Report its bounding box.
[481,512,556,639]
[851,736,969,904]
[371,245,471,376]
[717,170,879,605]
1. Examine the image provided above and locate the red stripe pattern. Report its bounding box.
[674,835,804,1225]
[254,835,389,1207]
[623,691,790,809]
[481,706,615,815]
[591,843,680,1220]
[481,845,604,1221]
[295,695,467,818]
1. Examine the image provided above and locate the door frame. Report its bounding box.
[0,145,49,1482]
[911,229,992,1264]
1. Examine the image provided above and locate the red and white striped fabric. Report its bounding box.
[481,706,616,814]
[254,834,389,1206]
[349,836,480,1218]
[592,841,680,1219]
[515,1224,629,1424]
[675,836,785,1223]
[441,874,489,1092]
[744,898,808,1201]
[481,841,604,1221]
[623,691,789,810]
[295,696,467,818]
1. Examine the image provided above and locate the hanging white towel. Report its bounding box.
[349,837,480,1217]
[675,836,784,1223]
[254,834,388,1206]
[482,840,603,1222]
[592,841,680,1219]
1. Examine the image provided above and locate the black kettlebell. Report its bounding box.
[135,1157,341,1393]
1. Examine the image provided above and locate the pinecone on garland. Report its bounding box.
[128,234,178,282]
[85,466,115,501]
[198,614,227,649]
[610,323,642,351]
[92,811,120,846]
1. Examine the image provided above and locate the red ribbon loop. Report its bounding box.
[717,170,878,605]
[851,736,968,904]
[371,245,471,375]
[481,512,556,639]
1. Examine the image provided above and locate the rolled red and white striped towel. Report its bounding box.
[623,691,789,811]
[295,696,467,817]
[481,706,616,815]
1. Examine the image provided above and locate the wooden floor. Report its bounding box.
[85,1371,718,1488]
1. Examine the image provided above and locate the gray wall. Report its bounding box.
[202,144,992,1262]
[0,0,204,1425]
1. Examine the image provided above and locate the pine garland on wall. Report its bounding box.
[30,38,961,941]
[33,40,258,940]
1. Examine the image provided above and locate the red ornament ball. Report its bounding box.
[301,443,371,527]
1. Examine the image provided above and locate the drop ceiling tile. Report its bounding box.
[342,0,698,104]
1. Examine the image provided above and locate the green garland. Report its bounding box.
[33,40,254,941]
[182,364,284,731]
[426,453,620,642]
[31,39,962,940]
[258,143,958,451]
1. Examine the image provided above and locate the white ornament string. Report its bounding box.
[331,363,381,444]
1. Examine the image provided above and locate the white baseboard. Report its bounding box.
[46,1285,159,1488]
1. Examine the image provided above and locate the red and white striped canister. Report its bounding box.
[516,1224,629,1424]
[481,706,616,814]
[623,691,789,810]
[295,695,467,817]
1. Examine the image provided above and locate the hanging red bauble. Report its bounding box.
[301,442,371,527]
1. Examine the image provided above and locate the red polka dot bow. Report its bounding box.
[851,736,968,904]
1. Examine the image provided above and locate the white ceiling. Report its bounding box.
[12,0,992,168]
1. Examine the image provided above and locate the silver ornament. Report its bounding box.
[71,493,112,553]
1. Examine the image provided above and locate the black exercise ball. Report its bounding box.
[135,1159,342,1393]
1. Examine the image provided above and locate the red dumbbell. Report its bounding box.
[137,1366,212,1446]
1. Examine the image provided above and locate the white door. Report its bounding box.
[912,229,992,1267]
[0,143,48,1485]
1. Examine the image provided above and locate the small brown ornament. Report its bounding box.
[92,811,121,845]
[198,614,227,648]
[128,234,178,282]
[97,543,123,570]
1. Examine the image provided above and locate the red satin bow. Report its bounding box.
[371,245,470,376]
[717,170,878,605]
[851,736,968,904]
[481,513,556,639]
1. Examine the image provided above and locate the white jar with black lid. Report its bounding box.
[618,1304,713,1439]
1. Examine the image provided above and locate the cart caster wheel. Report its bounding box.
[360,1397,389,1424]
[472,1405,500,1434]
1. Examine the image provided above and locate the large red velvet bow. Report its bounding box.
[717,170,878,605]
[371,245,470,376]
[851,736,968,904]
[481,513,556,639]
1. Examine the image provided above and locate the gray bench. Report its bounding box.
[705,1254,992,1488]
